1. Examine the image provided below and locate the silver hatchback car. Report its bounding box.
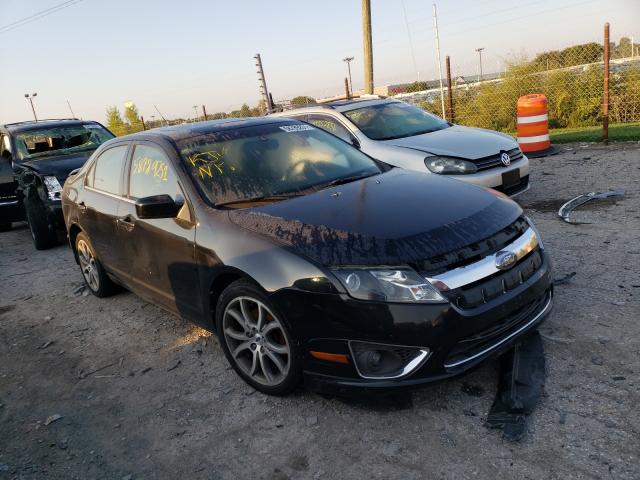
[273,98,530,196]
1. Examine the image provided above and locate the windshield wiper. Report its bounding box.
[317,172,378,190]
[215,192,304,207]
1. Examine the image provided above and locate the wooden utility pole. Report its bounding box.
[202,105,208,121]
[140,115,146,131]
[603,22,610,145]
[362,0,373,94]
[446,56,454,123]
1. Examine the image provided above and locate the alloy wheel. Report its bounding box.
[222,296,291,387]
[77,239,100,292]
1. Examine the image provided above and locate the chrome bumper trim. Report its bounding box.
[348,341,432,380]
[444,293,553,369]
[427,227,539,291]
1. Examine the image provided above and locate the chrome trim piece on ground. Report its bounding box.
[444,293,553,369]
[426,227,539,291]
[348,341,431,380]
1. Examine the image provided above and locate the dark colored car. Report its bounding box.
[0,119,114,248]
[62,117,553,395]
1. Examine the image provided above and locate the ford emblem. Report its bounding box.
[495,251,517,270]
[501,152,511,166]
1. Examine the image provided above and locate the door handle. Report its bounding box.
[117,215,135,231]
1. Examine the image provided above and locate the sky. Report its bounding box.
[0,0,638,124]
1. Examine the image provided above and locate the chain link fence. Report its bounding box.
[398,26,640,142]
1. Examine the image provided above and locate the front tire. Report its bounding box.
[24,196,57,250]
[75,231,117,297]
[216,280,301,395]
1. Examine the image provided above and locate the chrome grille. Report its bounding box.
[473,147,523,171]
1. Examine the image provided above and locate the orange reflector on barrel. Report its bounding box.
[310,351,349,364]
[517,94,551,154]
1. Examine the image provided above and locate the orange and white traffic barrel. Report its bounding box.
[517,94,556,157]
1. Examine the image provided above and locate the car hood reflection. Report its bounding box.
[228,169,522,266]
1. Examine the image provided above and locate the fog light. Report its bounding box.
[349,341,430,379]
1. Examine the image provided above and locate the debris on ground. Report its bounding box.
[554,271,576,285]
[485,331,545,442]
[558,190,625,224]
[167,360,181,372]
[44,414,63,426]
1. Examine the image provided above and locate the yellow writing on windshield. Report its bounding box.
[188,147,231,179]
[132,156,168,182]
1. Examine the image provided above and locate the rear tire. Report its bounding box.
[24,196,57,250]
[0,222,11,232]
[75,231,117,297]
[215,280,301,395]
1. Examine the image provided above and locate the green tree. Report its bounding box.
[124,103,143,132]
[105,106,127,136]
[290,96,316,106]
[405,81,429,93]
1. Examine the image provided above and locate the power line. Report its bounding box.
[0,0,85,35]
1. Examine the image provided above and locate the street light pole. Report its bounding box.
[475,47,485,83]
[193,105,198,122]
[343,56,354,95]
[24,93,38,121]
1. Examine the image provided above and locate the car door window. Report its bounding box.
[128,144,181,201]
[306,115,353,143]
[92,145,128,195]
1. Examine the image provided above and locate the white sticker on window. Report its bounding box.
[279,124,315,133]
[84,124,102,129]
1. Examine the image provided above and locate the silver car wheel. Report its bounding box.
[77,239,100,292]
[222,296,291,387]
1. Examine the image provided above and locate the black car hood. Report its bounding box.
[228,169,522,266]
[18,151,94,179]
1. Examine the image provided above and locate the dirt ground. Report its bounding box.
[1,142,639,480]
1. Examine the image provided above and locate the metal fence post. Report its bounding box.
[603,22,610,145]
[446,55,455,123]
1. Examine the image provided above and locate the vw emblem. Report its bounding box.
[500,152,511,166]
[495,251,517,270]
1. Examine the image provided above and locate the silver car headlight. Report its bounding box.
[525,216,545,250]
[332,267,447,303]
[43,175,63,200]
[425,156,478,174]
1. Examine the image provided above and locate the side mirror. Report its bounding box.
[350,136,361,149]
[135,194,180,219]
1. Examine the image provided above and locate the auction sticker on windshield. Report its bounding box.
[279,125,315,133]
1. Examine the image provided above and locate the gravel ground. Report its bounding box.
[1,142,639,480]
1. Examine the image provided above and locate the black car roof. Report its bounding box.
[1,119,101,133]
[121,117,295,142]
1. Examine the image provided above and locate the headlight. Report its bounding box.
[332,267,447,303]
[43,175,63,200]
[525,216,545,250]
[425,156,478,174]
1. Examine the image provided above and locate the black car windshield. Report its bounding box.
[343,102,449,141]
[178,122,383,206]
[14,124,114,161]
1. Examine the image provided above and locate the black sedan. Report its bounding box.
[61,117,553,395]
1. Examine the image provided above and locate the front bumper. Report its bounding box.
[454,155,530,196]
[0,197,24,223]
[271,248,552,395]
